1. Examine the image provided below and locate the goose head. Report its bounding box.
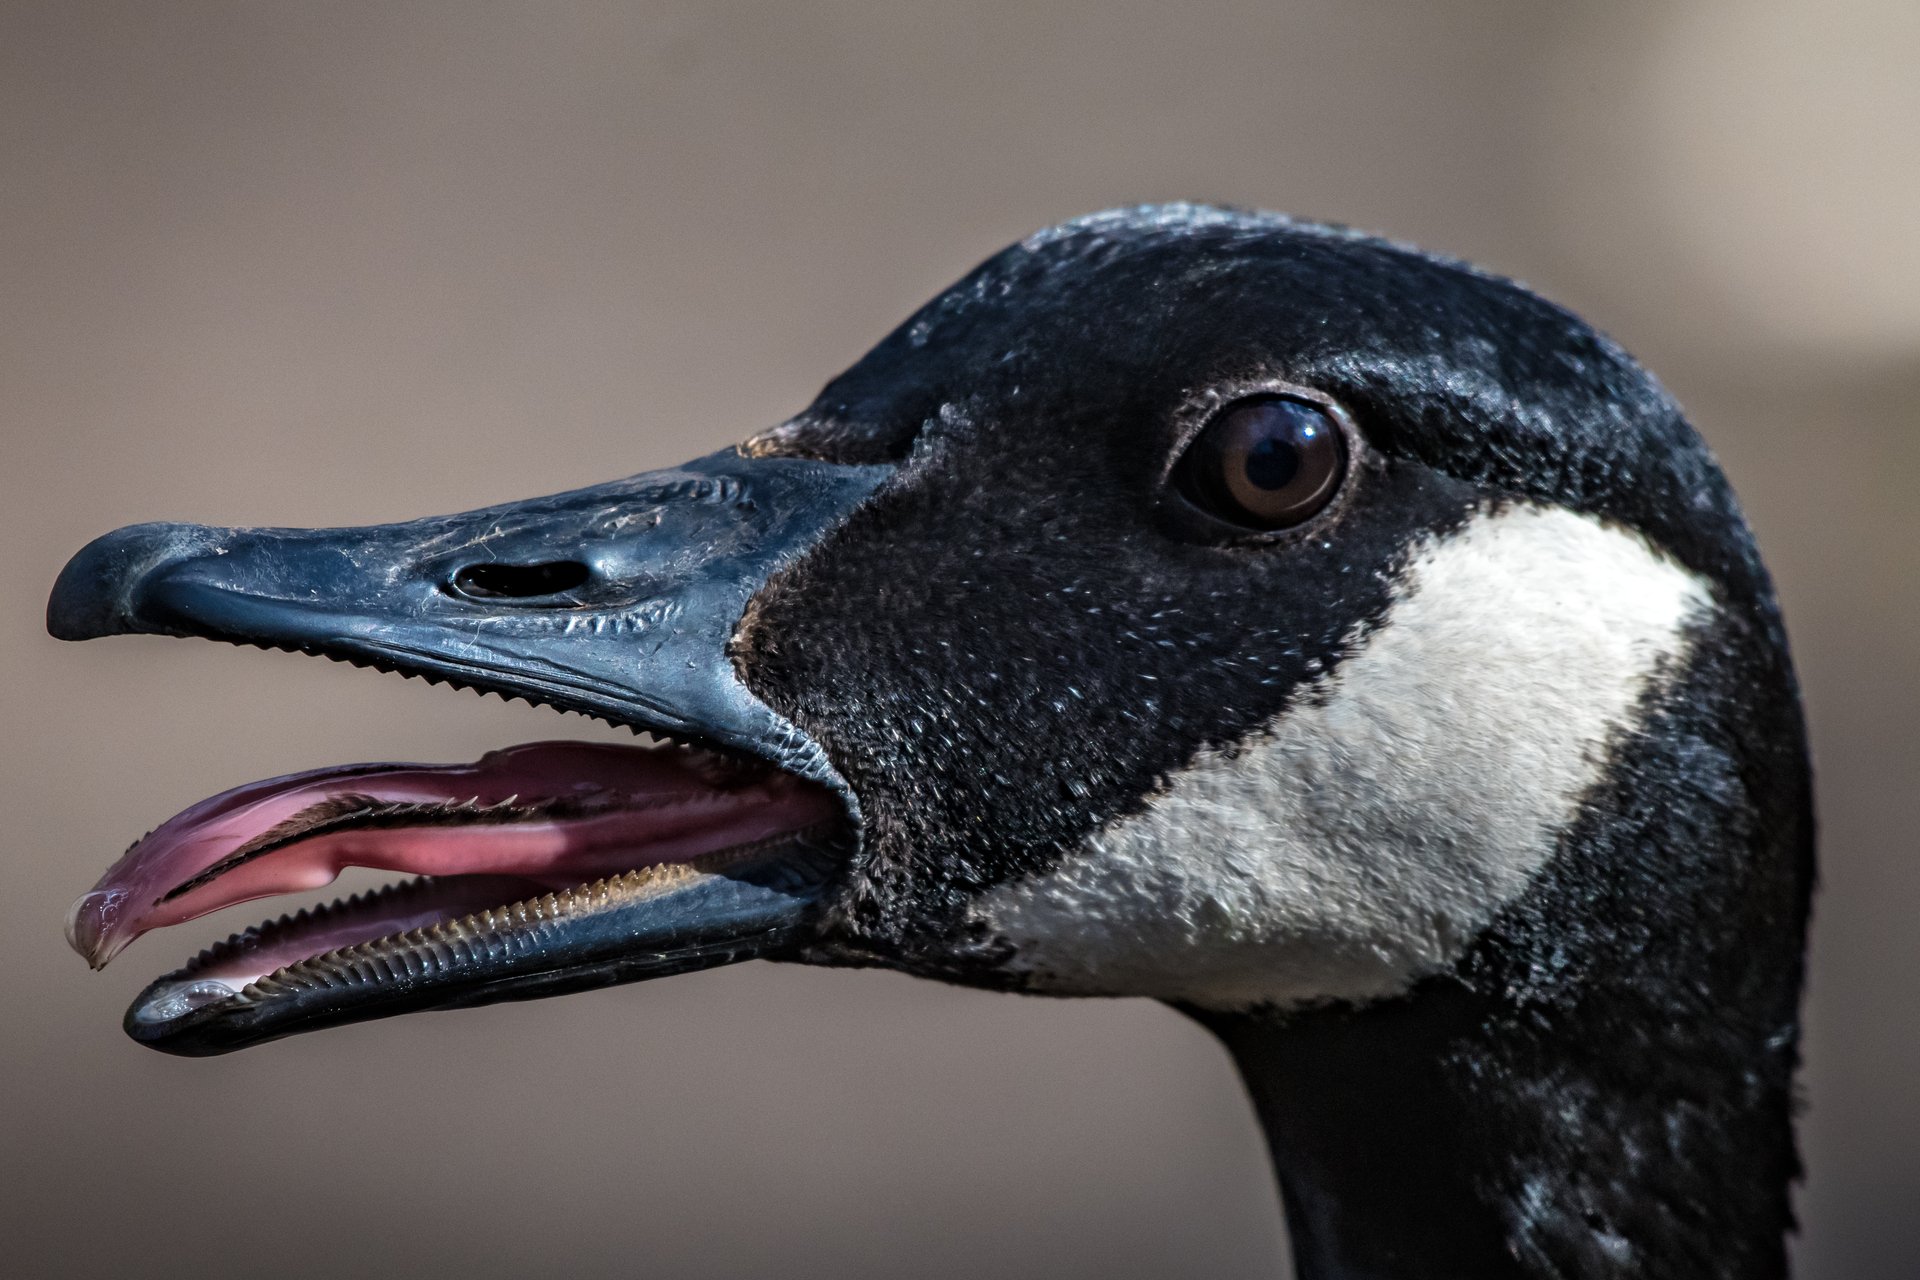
[49,205,1813,1279]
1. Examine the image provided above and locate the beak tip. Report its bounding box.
[46,548,119,641]
[47,522,222,642]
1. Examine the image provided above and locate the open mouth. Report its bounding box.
[47,448,890,1054]
[68,735,850,1053]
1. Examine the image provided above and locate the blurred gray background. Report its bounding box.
[3,2,1914,1276]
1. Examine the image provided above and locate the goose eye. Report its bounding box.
[1175,396,1348,532]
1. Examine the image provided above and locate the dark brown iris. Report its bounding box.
[1176,396,1347,531]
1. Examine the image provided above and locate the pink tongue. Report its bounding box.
[67,741,838,969]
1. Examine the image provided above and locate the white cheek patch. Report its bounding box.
[974,505,1712,1011]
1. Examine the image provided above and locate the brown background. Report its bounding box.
[3,3,1915,1277]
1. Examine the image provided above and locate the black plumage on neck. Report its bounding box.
[1194,603,1812,1280]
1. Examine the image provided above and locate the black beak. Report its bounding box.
[47,446,888,1053]
[50,448,886,783]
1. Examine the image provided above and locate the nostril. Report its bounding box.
[448,560,593,600]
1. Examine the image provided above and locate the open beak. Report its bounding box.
[46,447,887,1055]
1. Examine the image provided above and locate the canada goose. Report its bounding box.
[48,205,1812,1279]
